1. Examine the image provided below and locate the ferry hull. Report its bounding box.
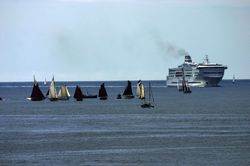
[166,79,206,87]
[167,77,225,87]
[203,76,224,87]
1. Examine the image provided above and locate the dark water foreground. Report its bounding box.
[0,80,250,165]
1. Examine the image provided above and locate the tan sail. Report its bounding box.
[58,85,70,100]
[136,82,141,97]
[140,83,145,99]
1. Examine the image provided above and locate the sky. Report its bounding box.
[0,0,250,81]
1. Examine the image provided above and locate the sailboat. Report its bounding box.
[47,76,58,101]
[98,83,108,100]
[58,84,70,100]
[141,82,154,108]
[122,80,134,99]
[136,80,145,99]
[232,75,236,84]
[73,85,97,101]
[73,85,84,101]
[27,76,45,101]
[182,80,191,93]
[136,80,141,98]
[182,68,191,94]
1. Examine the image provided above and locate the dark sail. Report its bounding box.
[46,89,49,96]
[123,81,133,95]
[98,83,107,100]
[74,85,83,101]
[28,80,45,101]
[122,80,134,99]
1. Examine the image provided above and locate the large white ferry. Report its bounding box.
[166,55,227,87]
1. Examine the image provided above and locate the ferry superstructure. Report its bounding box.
[166,55,227,87]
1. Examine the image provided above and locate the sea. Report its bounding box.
[0,80,250,166]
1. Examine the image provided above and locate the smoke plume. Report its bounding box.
[149,30,189,58]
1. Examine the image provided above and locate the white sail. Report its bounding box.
[58,89,61,98]
[66,87,70,97]
[66,86,70,97]
[48,77,58,99]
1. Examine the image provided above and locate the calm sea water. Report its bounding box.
[0,80,250,165]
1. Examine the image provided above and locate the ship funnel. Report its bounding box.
[184,55,192,64]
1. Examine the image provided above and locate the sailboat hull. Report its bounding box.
[75,98,83,101]
[27,97,45,101]
[141,103,154,108]
[49,98,58,101]
[99,96,107,100]
[83,95,97,99]
[58,97,70,100]
[183,90,192,94]
[123,95,134,99]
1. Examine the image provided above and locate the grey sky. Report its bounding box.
[0,0,250,81]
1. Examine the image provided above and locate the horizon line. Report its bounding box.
[0,78,249,83]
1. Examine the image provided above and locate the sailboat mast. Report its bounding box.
[149,82,155,104]
[148,82,151,102]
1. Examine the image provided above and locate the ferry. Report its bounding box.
[166,55,227,87]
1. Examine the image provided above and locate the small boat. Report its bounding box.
[136,80,145,99]
[117,94,122,99]
[47,76,58,101]
[141,82,154,108]
[27,76,45,101]
[73,85,84,101]
[98,83,108,100]
[122,80,134,99]
[58,84,70,100]
[0,97,2,101]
